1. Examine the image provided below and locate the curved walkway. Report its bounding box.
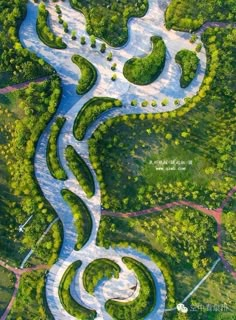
[0,260,48,320]
[16,0,234,319]
[103,186,236,279]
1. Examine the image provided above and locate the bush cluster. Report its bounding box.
[73,97,122,140]
[72,55,97,95]
[175,49,199,88]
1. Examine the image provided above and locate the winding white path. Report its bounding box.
[18,0,207,319]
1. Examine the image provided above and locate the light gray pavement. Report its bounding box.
[18,0,208,319]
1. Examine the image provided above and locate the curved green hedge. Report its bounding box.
[65,145,95,198]
[175,49,199,88]
[69,0,148,47]
[73,97,122,141]
[61,189,93,250]
[72,55,97,95]
[59,260,96,320]
[83,258,120,294]
[105,257,156,320]
[36,3,67,49]
[123,36,166,85]
[46,117,67,180]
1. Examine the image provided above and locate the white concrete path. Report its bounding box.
[18,0,207,319]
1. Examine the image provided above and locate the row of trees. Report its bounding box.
[46,116,67,180]
[65,145,95,198]
[37,3,67,49]
[123,36,166,85]
[71,54,97,95]
[0,77,62,264]
[70,0,148,47]
[73,97,122,140]
[83,259,120,294]
[61,189,92,250]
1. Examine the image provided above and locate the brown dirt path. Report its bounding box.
[0,76,49,94]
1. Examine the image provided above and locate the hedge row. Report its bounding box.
[73,97,122,140]
[105,257,156,320]
[46,116,67,180]
[83,258,120,294]
[123,36,166,85]
[72,55,97,95]
[61,189,92,250]
[36,3,67,49]
[175,49,199,88]
[59,260,96,320]
[64,145,95,198]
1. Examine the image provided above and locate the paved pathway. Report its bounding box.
[0,260,49,320]
[0,76,49,94]
[103,186,236,279]
[16,0,235,319]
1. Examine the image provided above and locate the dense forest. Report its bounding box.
[70,0,148,46]
[0,0,53,88]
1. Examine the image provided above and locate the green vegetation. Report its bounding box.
[46,116,67,180]
[0,0,53,88]
[59,261,96,320]
[222,211,236,269]
[175,49,199,88]
[164,263,236,320]
[83,259,120,294]
[61,189,92,250]
[165,0,236,31]
[89,28,236,212]
[65,146,95,198]
[37,3,67,49]
[73,97,122,141]
[98,206,217,307]
[0,77,62,265]
[105,257,156,320]
[71,55,97,95]
[27,219,63,267]
[8,270,53,320]
[123,36,166,85]
[0,267,15,317]
[69,0,148,47]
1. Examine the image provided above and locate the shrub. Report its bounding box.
[64,145,95,198]
[72,55,97,95]
[83,259,120,294]
[175,49,199,88]
[123,36,166,85]
[61,189,92,250]
[73,97,122,140]
[59,261,96,319]
[46,117,67,180]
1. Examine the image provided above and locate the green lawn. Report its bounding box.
[0,266,15,316]
[164,263,236,320]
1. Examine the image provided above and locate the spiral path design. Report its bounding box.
[18,0,207,319]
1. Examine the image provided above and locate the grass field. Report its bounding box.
[0,266,15,316]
